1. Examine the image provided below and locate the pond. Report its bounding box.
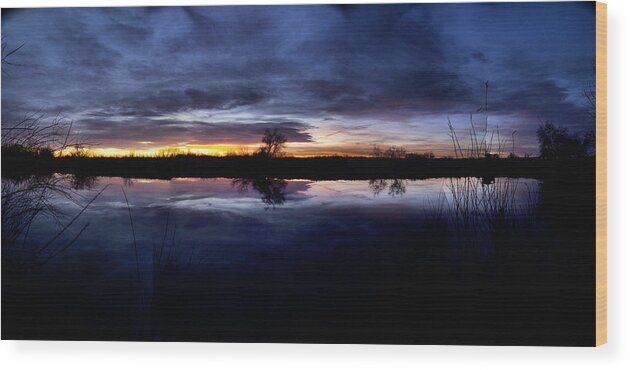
[1,175,595,345]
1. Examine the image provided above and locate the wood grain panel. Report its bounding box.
[596,1,607,347]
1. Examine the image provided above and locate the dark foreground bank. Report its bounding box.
[2,156,595,180]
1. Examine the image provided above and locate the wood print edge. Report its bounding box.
[595,0,607,347]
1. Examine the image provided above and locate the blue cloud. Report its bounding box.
[1,4,595,153]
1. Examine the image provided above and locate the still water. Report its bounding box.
[2,175,594,345]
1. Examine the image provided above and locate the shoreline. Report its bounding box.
[1,156,595,181]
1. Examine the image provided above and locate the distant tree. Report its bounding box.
[536,121,594,158]
[236,145,251,157]
[384,146,407,159]
[372,145,407,158]
[372,145,383,158]
[68,144,89,158]
[255,129,287,158]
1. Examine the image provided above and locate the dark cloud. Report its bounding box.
[1,4,595,153]
[88,85,273,118]
[76,118,312,146]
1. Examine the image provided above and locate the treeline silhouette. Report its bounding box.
[2,154,594,182]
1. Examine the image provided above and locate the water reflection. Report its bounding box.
[68,174,100,191]
[421,177,542,263]
[368,178,407,197]
[231,178,288,209]
[1,175,595,345]
[2,174,103,269]
[436,177,538,230]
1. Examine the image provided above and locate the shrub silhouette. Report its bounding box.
[536,121,594,158]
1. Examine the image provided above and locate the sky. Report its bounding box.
[1,3,595,157]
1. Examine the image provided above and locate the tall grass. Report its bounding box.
[447,82,516,158]
[1,113,89,159]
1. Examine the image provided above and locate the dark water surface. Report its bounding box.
[2,175,595,345]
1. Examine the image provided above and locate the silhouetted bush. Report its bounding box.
[536,121,594,158]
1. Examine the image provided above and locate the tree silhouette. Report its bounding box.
[536,121,593,158]
[255,129,287,158]
[372,145,407,158]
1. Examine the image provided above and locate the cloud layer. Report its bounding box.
[1,3,595,154]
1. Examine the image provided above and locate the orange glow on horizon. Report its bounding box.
[57,144,260,158]
[56,143,450,158]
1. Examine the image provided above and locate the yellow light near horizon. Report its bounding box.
[55,143,445,158]
[57,144,260,158]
